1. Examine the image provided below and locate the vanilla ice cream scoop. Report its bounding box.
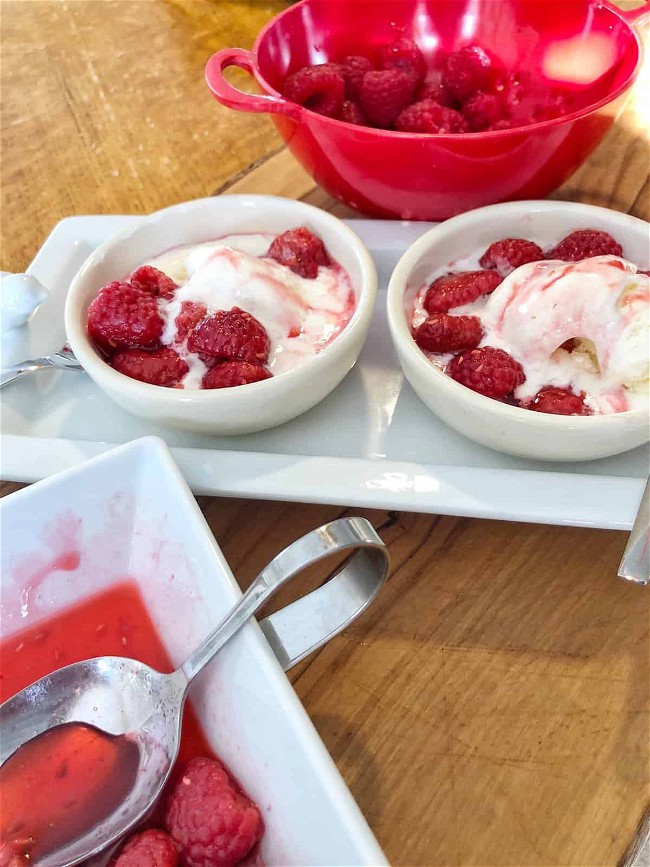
[481,255,649,412]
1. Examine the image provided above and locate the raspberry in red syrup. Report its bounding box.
[395,99,467,134]
[462,91,504,131]
[359,68,418,128]
[547,229,623,261]
[87,281,164,353]
[424,270,502,314]
[283,64,345,118]
[114,829,179,867]
[130,266,178,300]
[165,757,262,867]
[479,238,545,276]
[187,308,271,363]
[378,37,426,85]
[267,226,330,279]
[441,45,492,102]
[414,313,483,353]
[446,346,525,399]
[202,360,272,389]
[340,55,374,100]
[110,347,189,387]
[174,302,207,343]
[523,386,592,416]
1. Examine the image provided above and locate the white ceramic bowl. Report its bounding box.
[64,195,377,435]
[387,201,650,462]
[0,437,388,865]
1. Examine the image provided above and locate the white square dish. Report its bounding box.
[0,436,388,866]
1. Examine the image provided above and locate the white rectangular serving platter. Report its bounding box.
[0,437,387,865]
[1,214,647,530]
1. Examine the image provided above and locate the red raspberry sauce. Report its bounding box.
[1,723,140,864]
[0,582,216,864]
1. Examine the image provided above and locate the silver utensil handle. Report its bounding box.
[1,367,34,388]
[618,477,650,586]
[180,517,389,683]
[259,532,385,671]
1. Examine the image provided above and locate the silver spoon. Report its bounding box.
[0,346,83,389]
[0,517,389,867]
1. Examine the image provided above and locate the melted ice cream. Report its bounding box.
[412,254,650,414]
[143,234,354,389]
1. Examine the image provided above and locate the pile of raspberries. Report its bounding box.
[112,756,263,867]
[87,227,330,389]
[282,38,571,133]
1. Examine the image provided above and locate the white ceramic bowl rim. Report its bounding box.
[387,199,650,427]
[65,195,377,402]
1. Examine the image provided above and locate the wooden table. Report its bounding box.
[2,2,649,864]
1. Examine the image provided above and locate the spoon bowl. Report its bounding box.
[0,517,389,867]
[1,660,184,867]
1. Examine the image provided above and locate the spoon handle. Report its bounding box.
[618,476,649,586]
[0,353,83,389]
[179,517,389,683]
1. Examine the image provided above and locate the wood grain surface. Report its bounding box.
[1,2,649,865]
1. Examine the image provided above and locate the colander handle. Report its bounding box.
[205,48,303,120]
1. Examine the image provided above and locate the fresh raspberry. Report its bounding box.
[267,226,329,278]
[479,238,544,275]
[414,313,483,353]
[175,302,207,342]
[187,308,270,363]
[340,55,374,100]
[417,76,457,107]
[339,100,367,125]
[446,346,525,398]
[532,90,571,122]
[359,69,417,128]
[494,70,524,102]
[523,386,591,415]
[87,281,163,352]
[114,830,179,867]
[130,266,178,300]
[202,360,272,389]
[418,79,443,101]
[283,64,345,118]
[462,91,504,131]
[490,118,519,131]
[424,270,502,313]
[395,99,467,134]
[547,229,623,261]
[378,38,426,85]
[165,757,263,867]
[441,45,492,102]
[110,347,189,386]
